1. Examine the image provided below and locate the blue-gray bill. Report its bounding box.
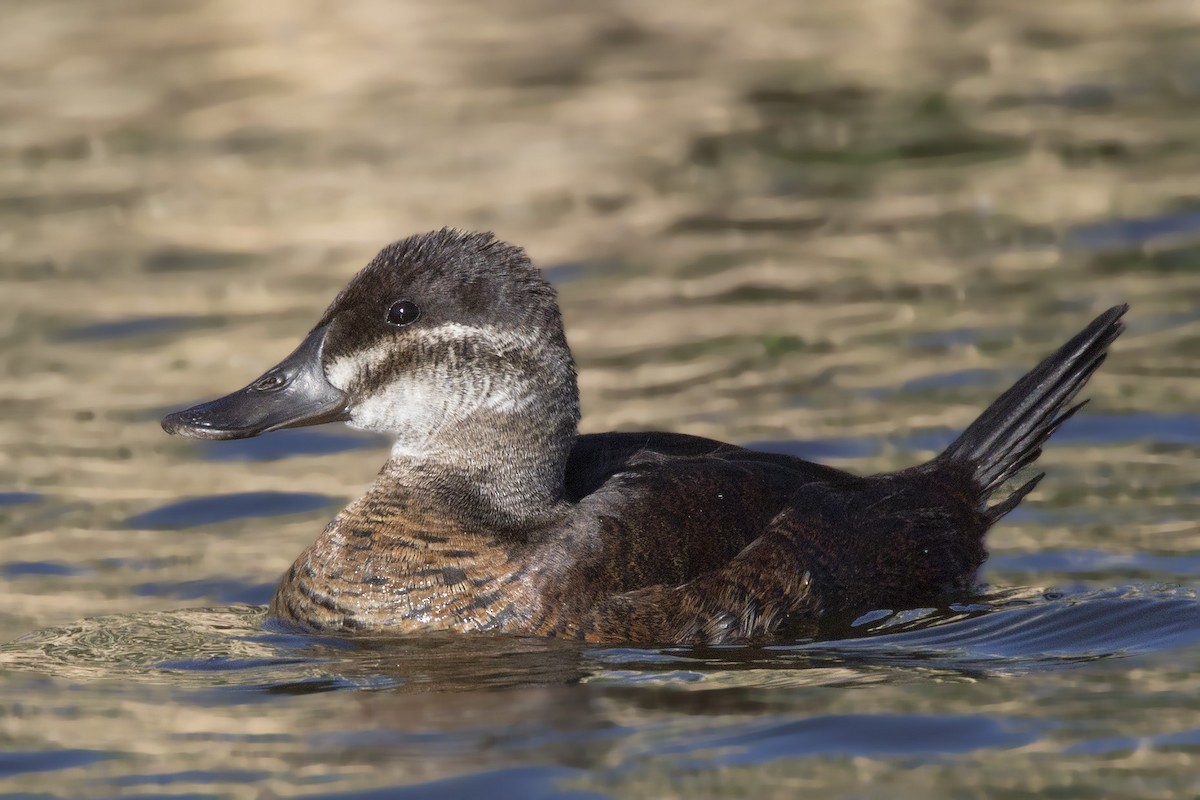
[161,324,349,440]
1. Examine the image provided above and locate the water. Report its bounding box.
[3,589,1199,797]
[3,0,1200,797]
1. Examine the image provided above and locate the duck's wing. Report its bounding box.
[554,459,990,645]
[530,443,865,638]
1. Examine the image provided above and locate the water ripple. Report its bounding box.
[123,492,339,530]
[2,587,1196,692]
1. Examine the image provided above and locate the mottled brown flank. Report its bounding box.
[271,463,534,633]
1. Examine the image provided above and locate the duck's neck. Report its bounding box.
[380,407,578,533]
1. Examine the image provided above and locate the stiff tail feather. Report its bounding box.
[940,304,1128,522]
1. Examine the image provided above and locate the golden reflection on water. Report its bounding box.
[2,0,1200,797]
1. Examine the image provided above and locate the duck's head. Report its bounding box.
[163,230,581,476]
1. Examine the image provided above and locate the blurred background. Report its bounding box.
[1,0,1199,797]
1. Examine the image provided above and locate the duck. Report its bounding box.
[162,228,1127,644]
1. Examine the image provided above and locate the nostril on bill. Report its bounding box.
[251,373,288,392]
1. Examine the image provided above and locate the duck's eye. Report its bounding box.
[385,300,421,327]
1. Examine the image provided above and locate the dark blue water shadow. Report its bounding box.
[1065,208,1200,252]
[0,492,42,507]
[1047,412,1200,447]
[894,411,1200,454]
[998,505,1102,527]
[1065,726,1200,756]
[112,769,272,788]
[57,315,221,342]
[0,749,112,778]
[746,437,879,460]
[132,577,277,605]
[0,561,90,579]
[124,492,338,530]
[989,550,1200,580]
[305,766,601,800]
[909,327,1013,349]
[646,713,1040,767]
[900,368,1000,393]
[846,587,1200,660]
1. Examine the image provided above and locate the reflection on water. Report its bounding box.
[55,314,225,343]
[3,0,1200,797]
[123,491,342,530]
[2,587,1198,795]
[1066,209,1200,253]
[0,492,42,507]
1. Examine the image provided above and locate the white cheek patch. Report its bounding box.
[352,374,457,455]
[323,323,552,450]
[324,345,381,394]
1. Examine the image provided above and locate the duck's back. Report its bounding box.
[564,431,859,502]
[533,436,993,642]
[521,433,864,636]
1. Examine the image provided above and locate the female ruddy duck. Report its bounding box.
[163,229,1127,644]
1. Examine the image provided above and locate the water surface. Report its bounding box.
[2,0,1200,797]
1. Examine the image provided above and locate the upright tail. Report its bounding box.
[940,304,1128,522]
